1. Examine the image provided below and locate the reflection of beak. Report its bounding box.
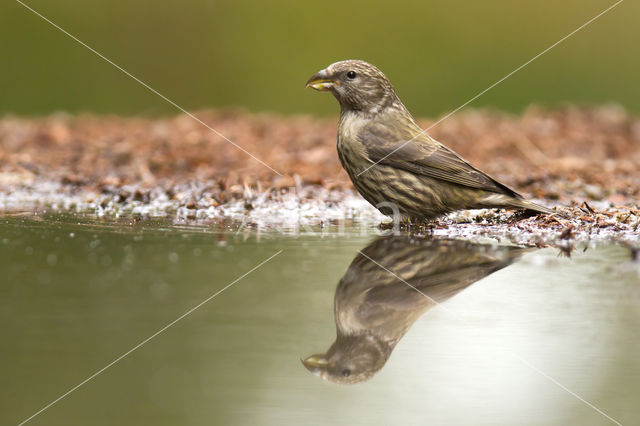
[305,69,336,91]
[301,354,328,376]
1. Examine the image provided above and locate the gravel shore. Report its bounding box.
[1,107,638,246]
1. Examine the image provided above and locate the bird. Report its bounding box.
[301,236,531,384]
[306,60,556,221]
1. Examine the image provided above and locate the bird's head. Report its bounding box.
[301,334,391,385]
[306,60,401,115]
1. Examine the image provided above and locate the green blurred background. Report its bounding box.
[1,0,637,117]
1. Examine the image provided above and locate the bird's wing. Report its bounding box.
[358,122,521,197]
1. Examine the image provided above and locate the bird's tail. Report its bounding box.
[481,193,564,217]
[511,198,559,216]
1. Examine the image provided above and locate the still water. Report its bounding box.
[1,214,638,425]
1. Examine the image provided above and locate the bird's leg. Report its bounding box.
[425,221,435,235]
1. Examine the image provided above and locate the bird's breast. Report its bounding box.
[337,112,372,173]
[337,136,372,180]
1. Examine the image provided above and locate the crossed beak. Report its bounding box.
[301,354,329,376]
[306,69,338,91]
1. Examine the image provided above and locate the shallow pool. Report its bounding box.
[1,214,638,425]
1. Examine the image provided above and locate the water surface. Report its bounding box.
[1,214,638,425]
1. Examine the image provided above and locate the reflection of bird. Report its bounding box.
[306,60,554,221]
[302,237,530,384]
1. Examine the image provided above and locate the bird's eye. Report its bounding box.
[346,71,357,80]
[342,369,351,377]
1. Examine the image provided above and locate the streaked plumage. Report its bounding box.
[302,236,530,384]
[307,60,555,220]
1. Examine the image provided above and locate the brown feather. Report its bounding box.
[307,60,557,220]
